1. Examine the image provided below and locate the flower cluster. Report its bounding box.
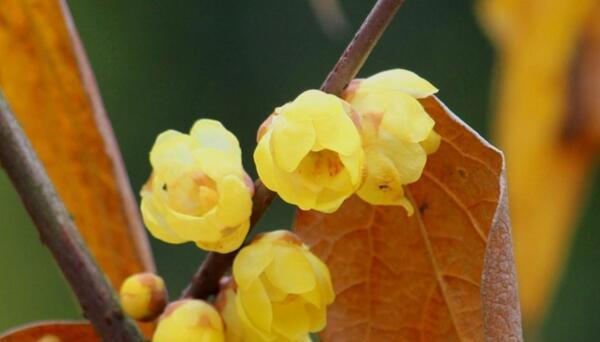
[135,69,439,341]
[256,69,439,214]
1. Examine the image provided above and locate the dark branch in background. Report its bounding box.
[0,92,144,342]
[181,0,406,300]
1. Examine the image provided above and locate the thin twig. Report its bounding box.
[181,0,406,300]
[0,92,144,342]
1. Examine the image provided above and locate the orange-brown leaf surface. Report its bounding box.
[0,0,154,287]
[478,0,600,324]
[0,321,99,342]
[294,97,522,341]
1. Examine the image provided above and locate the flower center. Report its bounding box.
[296,150,344,186]
[166,172,218,216]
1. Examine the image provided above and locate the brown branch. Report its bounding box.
[181,0,406,300]
[0,92,144,342]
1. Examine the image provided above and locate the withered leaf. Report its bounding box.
[0,321,99,342]
[0,0,155,287]
[294,97,522,341]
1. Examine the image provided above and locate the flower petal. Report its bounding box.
[265,246,316,294]
[140,196,185,244]
[190,119,241,159]
[234,242,274,290]
[216,175,252,227]
[270,115,316,172]
[271,297,310,340]
[238,279,273,333]
[361,69,438,98]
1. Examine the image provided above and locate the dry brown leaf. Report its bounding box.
[0,321,99,342]
[294,97,522,341]
[478,0,600,324]
[0,0,155,288]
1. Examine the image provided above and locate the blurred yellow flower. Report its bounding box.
[254,90,364,213]
[343,69,440,214]
[141,119,254,253]
[153,299,225,342]
[230,230,334,341]
[119,272,168,322]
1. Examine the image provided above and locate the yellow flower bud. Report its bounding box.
[153,300,225,342]
[119,273,168,322]
[343,69,440,214]
[141,119,254,253]
[231,230,334,341]
[254,90,364,213]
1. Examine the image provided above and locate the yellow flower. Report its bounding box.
[343,69,440,214]
[141,119,254,253]
[153,300,225,342]
[119,273,168,322]
[217,287,312,342]
[254,90,364,213]
[230,230,334,341]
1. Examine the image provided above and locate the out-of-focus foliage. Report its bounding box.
[478,0,600,330]
[0,0,155,289]
[0,322,99,342]
[295,96,520,341]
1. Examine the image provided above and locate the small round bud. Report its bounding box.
[153,300,225,342]
[119,272,168,322]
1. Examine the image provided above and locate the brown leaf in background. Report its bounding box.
[295,97,522,341]
[0,321,99,342]
[0,0,154,288]
[478,0,600,325]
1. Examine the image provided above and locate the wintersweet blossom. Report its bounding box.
[230,230,334,341]
[343,69,441,214]
[254,90,364,213]
[119,273,168,322]
[153,300,225,342]
[141,119,254,253]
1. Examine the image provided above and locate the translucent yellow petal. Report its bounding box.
[301,287,321,308]
[254,131,279,191]
[421,129,441,154]
[378,92,434,143]
[261,274,289,302]
[271,297,310,340]
[265,246,316,294]
[164,206,222,242]
[273,167,318,211]
[234,242,274,290]
[194,148,242,181]
[238,279,273,333]
[357,149,407,206]
[361,69,438,98]
[270,115,316,172]
[305,303,327,332]
[216,175,252,227]
[150,130,200,183]
[305,252,335,305]
[196,220,249,253]
[140,195,185,244]
[339,152,364,185]
[312,105,360,156]
[352,90,434,143]
[314,188,347,214]
[378,131,427,184]
[190,119,241,159]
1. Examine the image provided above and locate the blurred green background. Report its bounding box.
[0,0,598,340]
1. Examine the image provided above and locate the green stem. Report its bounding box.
[0,92,144,342]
